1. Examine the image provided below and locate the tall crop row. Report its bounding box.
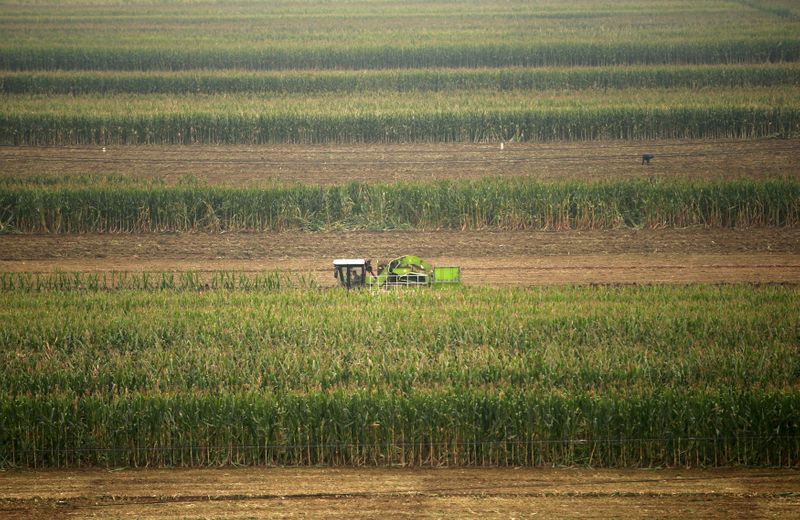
[0,271,316,292]
[3,286,796,396]
[1,285,797,468]
[3,65,797,95]
[3,40,799,71]
[3,390,797,468]
[1,178,797,233]
[2,107,797,145]
[2,0,797,71]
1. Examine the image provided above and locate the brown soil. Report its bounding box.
[2,229,799,286]
[1,467,798,519]
[1,138,798,186]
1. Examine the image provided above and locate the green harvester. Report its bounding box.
[333,255,461,289]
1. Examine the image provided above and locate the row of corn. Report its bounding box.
[1,178,796,233]
[1,285,797,467]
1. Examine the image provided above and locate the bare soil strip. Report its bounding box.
[3,229,798,260]
[3,229,798,286]
[1,468,798,519]
[3,254,799,286]
[1,138,797,186]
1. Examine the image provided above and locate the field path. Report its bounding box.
[3,229,798,286]
[2,138,797,186]
[1,467,798,519]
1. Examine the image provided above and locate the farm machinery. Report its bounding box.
[333,255,461,289]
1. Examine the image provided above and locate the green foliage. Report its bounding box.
[0,270,317,292]
[1,1,799,70]
[1,2,797,470]
[2,2,799,144]
[3,65,798,95]
[0,63,800,94]
[2,87,797,144]
[1,285,798,467]
[1,178,797,233]
[3,41,800,71]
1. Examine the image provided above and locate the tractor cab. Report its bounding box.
[333,259,373,289]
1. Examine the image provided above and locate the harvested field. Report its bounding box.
[1,468,798,519]
[2,229,798,286]
[1,139,798,186]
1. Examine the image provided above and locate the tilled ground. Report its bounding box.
[1,467,798,519]
[1,138,797,186]
[2,229,799,286]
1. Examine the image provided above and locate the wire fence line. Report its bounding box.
[5,435,799,469]
[8,435,800,454]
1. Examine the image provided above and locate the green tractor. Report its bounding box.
[333,255,461,289]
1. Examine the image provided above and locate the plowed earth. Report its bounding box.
[1,468,798,519]
[1,138,798,186]
[2,229,799,286]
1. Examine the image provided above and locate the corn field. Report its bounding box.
[1,0,798,71]
[2,64,798,95]
[1,178,797,233]
[4,40,799,71]
[1,285,798,468]
[3,107,797,145]
[0,271,317,292]
[2,87,799,144]
[2,0,799,472]
[2,1,798,144]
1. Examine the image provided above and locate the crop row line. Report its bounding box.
[3,107,797,145]
[12,435,799,453]
[3,64,798,94]
[2,178,796,233]
[3,40,799,71]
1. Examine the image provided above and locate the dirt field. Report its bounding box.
[1,138,797,186]
[1,467,798,519]
[3,229,798,286]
